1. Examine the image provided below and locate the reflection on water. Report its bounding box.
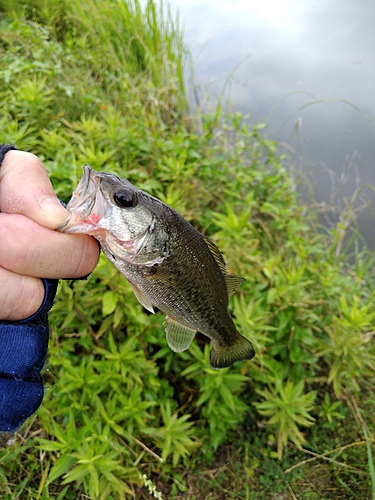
[163,0,375,246]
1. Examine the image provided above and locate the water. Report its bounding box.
[164,0,375,246]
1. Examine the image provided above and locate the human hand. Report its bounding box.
[0,150,99,320]
[0,148,100,435]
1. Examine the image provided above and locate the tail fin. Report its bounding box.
[210,333,255,369]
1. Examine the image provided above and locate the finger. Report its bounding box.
[0,266,45,321]
[0,214,99,279]
[0,151,69,229]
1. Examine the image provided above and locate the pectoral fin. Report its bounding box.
[128,282,155,313]
[165,317,196,352]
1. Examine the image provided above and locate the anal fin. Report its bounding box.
[165,317,196,352]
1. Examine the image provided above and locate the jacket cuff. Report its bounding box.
[0,144,18,165]
[17,278,59,325]
[0,278,58,433]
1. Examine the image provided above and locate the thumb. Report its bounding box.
[36,195,69,228]
[0,151,69,229]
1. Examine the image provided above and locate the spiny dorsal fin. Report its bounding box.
[128,281,155,313]
[225,275,246,298]
[165,316,196,352]
[203,236,245,298]
[202,235,227,274]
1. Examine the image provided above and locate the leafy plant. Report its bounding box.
[318,311,375,396]
[182,345,250,450]
[255,380,316,458]
[318,392,346,430]
[142,402,200,465]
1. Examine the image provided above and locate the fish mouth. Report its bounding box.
[58,165,101,233]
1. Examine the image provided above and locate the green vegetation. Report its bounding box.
[1,0,375,498]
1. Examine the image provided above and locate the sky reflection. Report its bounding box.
[164,0,375,244]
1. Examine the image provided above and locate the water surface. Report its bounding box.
[164,0,375,244]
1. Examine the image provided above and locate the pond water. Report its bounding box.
[163,0,375,246]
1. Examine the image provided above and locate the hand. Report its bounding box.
[0,151,99,320]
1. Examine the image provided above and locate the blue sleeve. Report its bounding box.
[0,143,18,164]
[0,278,58,432]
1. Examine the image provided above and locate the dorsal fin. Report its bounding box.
[225,275,246,298]
[203,235,245,298]
[202,235,227,274]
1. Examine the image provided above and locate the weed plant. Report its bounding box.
[0,1,375,498]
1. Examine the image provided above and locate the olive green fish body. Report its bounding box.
[108,212,231,328]
[59,166,255,369]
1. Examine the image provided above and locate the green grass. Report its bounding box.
[1,0,375,498]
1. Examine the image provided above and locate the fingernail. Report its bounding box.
[37,196,69,227]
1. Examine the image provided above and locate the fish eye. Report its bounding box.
[112,189,138,208]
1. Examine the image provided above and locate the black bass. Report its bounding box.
[58,165,255,369]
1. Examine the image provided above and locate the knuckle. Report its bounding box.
[0,272,44,321]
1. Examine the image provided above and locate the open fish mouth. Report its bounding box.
[69,165,98,210]
[58,165,101,232]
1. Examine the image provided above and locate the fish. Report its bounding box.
[58,165,255,369]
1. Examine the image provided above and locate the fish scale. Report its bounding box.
[58,165,255,369]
